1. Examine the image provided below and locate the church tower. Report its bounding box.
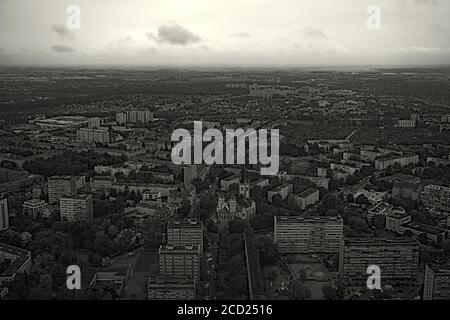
[238,166,251,199]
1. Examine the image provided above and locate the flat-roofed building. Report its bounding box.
[374,154,419,170]
[385,212,411,233]
[289,188,320,210]
[274,216,343,253]
[60,194,93,223]
[159,245,200,280]
[48,175,84,204]
[422,185,450,212]
[423,264,450,300]
[167,220,204,253]
[22,199,50,218]
[0,242,32,286]
[392,181,422,201]
[267,183,293,203]
[91,175,113,192]
[339,238,419,286]
[77,127,111,144]
[147,276,195,300]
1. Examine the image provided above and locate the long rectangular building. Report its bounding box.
[374,153,419,170]
[339,238,419,286]
[147,276,196,300]
[274,216,343,253]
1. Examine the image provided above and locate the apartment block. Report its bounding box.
[423,264,450,300]
[77,127,111,144]
[339,238,419,286]
[116,109,153,125]
[0,242,32,285]
[167,220,204,253]
[268,183,293,203]
[392,181,422,201]
[48,175,84,204]
[147,276,195,300]
[290,188,320,210]
[60,194,93,223]
[159,245,200,280]
[22,199,50,218]
[374,154,419,170]
[274,216,343,253]
[422,185,450,212]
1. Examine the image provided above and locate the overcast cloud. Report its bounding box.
[0,0,449,66]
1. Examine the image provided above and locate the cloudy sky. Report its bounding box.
[0,0,449,66]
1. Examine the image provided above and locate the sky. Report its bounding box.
[0,0,449,66]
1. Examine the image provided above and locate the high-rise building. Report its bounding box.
[116,109,153,125]
[159,245,200,280]
[183,165,198,185]
[77,127,111,144]
[116,112,127,125]
[0,197,9,231]
[22,199,50,218]
[88,117,101,129]
[274,216,343,253]
[423,264,450,300]
[422,185,450,212]
[60,194,93,223]
[339,238,419,286]
[48,176,84,204]
[167,220,204,253]
[147,276,196,300]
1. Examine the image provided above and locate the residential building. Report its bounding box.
[60,194,93,223]
[77,127,111,144]
[422,185,450,212]
[385,212,411,233]
[159,245,201,280]
[392,181,422,201]
[0,242,32,286]
[426,156,450,167]
[289,188,320,210]
[91,176,113,192]
[48,175,84,204]
[116,109,153,125]
[374,154,419,170]
[274,216,343,253]
[167,220,204,253]
[22,199,50,218]
[220,174,240,191]
[88,117,101,129]
[423,264,450,300]
[396,119,416,128]
[339,238,419,286]
[147,276,195,300]
[267,183,293,203]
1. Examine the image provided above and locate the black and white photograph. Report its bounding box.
[0,0,450,308]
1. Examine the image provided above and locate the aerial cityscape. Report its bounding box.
[1,0,450,303]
